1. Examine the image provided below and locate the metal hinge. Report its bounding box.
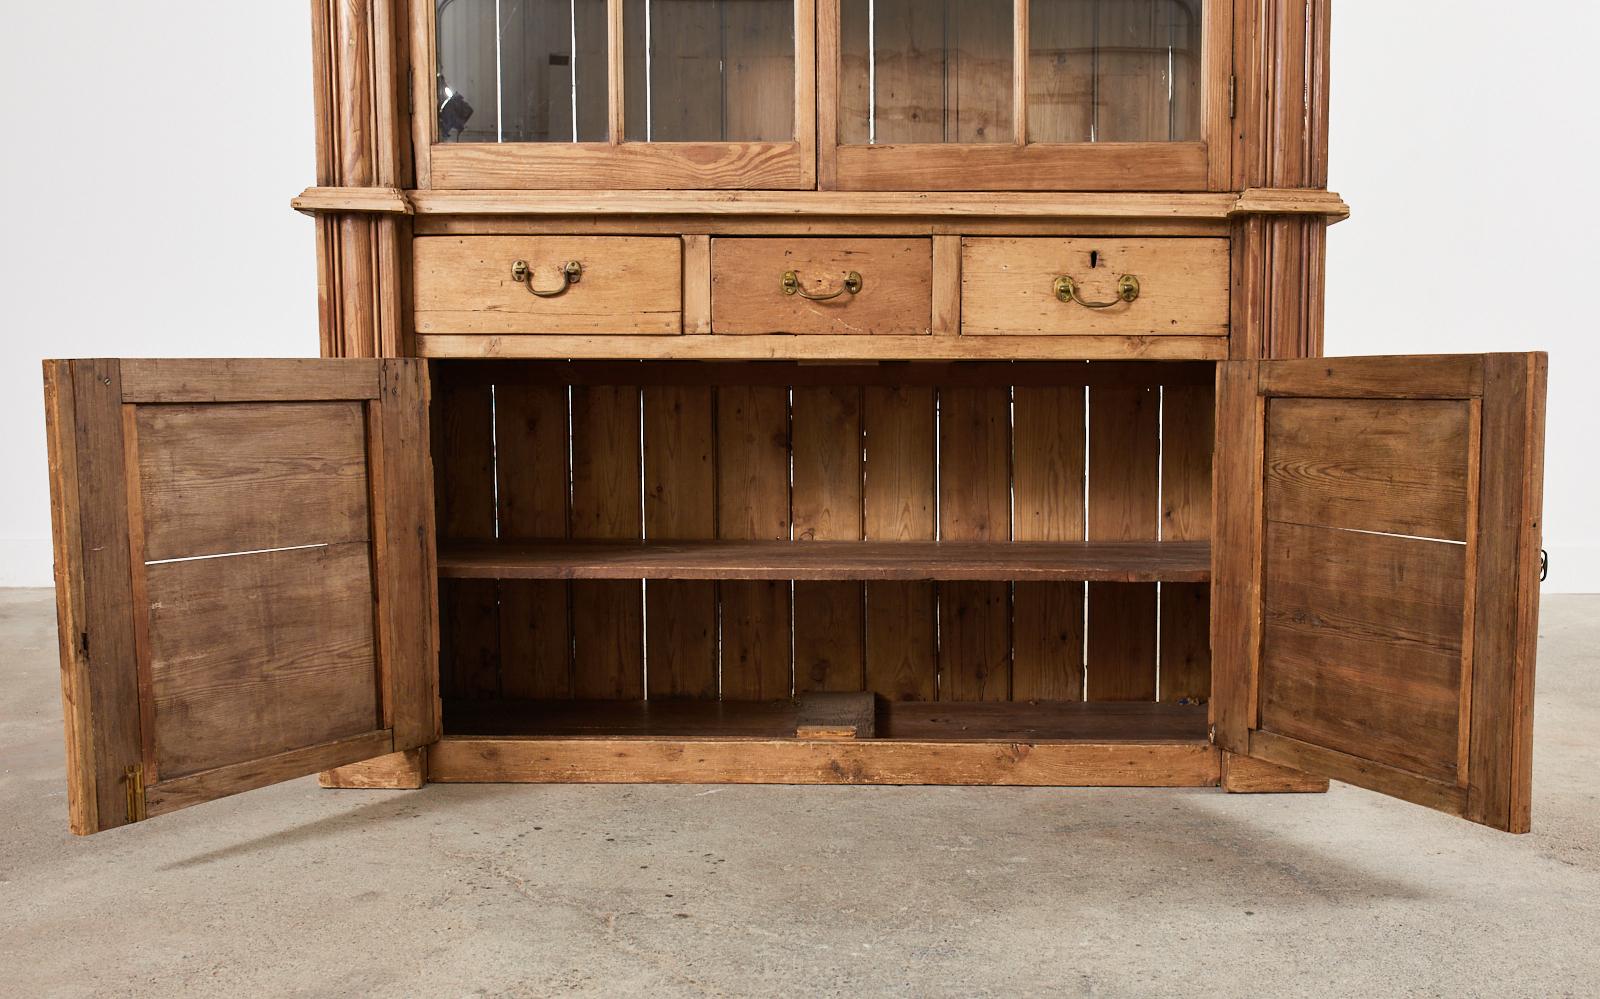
[1227,75,1237,119]
[125,764,147,823]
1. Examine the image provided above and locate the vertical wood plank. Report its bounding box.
[717,385,792,700]
[792,386,865,692]
[938,385,1011,701]
[373,360,441,747]
[1012,386,1086,701]
[1211,361,1263,750]
[1159,381,1214,703]
[570,385,643,698]
[46,361,144,833]
[644,385,718,699]
[1086,383,1159,701]
[863,386,938,701]
[496,381,573,699]
[1467,353,1547,832]
[432,374,499,700]
[931,235,962,337]
[682,235,713,335]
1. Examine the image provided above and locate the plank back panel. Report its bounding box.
[570,386,644,698]
[1012,386,1086,700]
[431,378,500,700]
[1159,381,1214,702]
[1086,384,1159,700]
[643,386,719,698]
[716,385,793,699]
[863,386,938,700]
[495,382,572,699]
[937,386,1012,701]
[792,386,866,692]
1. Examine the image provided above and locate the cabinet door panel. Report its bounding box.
[44,359,439,834]
[1213,354,1546,832]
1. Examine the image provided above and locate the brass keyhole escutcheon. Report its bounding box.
[781,269,864,301]
[1053,273,1140,309]
[511,259,583,297]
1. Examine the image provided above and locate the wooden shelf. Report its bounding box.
[443,698,1210,744]
[437,540,1210,583]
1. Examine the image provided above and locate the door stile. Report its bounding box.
[1466,353,1546,831]
[1210,359,1264,751]
[119,402,159,784]
[43,360,144,835]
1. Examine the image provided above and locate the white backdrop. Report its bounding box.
[1,2,1596,590]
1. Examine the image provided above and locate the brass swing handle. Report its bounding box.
[511,259,583,297]
[1053,273,1141,309]
[782,269,864,301]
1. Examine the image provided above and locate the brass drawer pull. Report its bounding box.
[782,269,863,301]
[1053,273,1140,309]
[511,259,583,297]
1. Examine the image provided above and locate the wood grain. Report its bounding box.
[791,385,866,692]
[711,238,933,335]
[570,386,644,698]
[1086,384,1159,701]
[961,237,1229,336]
[1012,386,1086,701]
[144,543,379,781]
[1159,381,1214,703]
[716,385,792,699]
[795,691,877,740]
[320,747,428,789]
[1266,397,1472,541]
[414,235,682,335]
[134,401,370,561]
[643,385,718,698]
[938,386,1011,702]
[417,333,1229,362]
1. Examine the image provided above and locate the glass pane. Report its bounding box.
[435,0,609,143]
[838,0,1014,145]
[1029,0,1202,142]
[623,0,796,142]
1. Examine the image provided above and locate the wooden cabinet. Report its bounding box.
[39,1,1551,837]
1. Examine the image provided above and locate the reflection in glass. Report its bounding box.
[436,0,609,143]
[838,0,1015,145]
[623,0,796,142]
[1029,0,1202,142]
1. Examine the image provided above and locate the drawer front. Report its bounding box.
[414,236,682,335]
[711,238,932,335]
[961,237,1229,336]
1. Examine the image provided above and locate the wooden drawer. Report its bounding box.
[414,236,682,335]
[960,238,1229,337]
[711,238,932,335]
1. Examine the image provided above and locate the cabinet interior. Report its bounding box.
[431,358,1215,742]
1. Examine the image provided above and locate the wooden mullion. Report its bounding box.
[607,0,624,144]
[1013,0,1028,146]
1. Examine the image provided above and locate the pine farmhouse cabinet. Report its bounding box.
[45,0,1546,836]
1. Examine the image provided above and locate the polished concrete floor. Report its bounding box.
[1,588,1596,998]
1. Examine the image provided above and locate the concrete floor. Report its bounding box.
[1,590,1597,998]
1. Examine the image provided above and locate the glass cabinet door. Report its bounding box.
[823,0,1222,191]
[425,0,815,189]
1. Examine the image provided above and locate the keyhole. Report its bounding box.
[1089,250,1100,269]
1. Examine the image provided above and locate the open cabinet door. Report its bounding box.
[43,359,439,834]
[1213,354,1547,832]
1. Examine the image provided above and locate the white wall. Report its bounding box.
[1325,1,1600,591]
[0,4,317,584]
[1,2,1595,590]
